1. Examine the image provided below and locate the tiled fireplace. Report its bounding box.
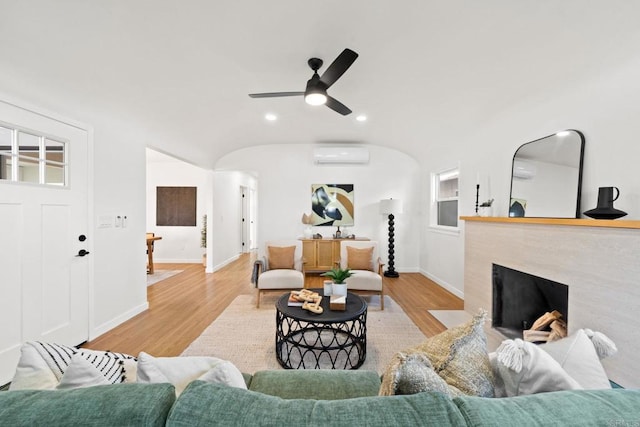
[462,217,640,389]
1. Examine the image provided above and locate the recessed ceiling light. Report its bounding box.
[265,113,277,121]
[356,115,367,122]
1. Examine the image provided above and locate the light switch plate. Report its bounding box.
[98,215,113,228]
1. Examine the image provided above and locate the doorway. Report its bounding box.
[240,185,257,252]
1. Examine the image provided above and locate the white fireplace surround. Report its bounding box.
[462,217,640,389]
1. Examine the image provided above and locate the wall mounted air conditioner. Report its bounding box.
[512,160,537,179]
[313,146,369,164]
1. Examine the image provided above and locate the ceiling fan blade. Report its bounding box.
[325,96,352,116]
[319,48,358,88]
[248,92,304,98]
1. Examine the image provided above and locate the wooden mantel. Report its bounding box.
[460,216,640,230]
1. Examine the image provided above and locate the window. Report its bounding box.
[0,124,67,186]
[433,168,459,228]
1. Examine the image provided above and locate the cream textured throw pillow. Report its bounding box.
[412,309,494,397]
[267,246,295,270]
[136,352,246,396]
[380,310,494,397]
[379,352,457,397]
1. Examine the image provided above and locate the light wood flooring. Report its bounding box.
[84,253,463,356]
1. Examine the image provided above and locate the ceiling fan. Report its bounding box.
[249,48,359,116]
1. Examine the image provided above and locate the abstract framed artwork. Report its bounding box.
[310,184,354,226]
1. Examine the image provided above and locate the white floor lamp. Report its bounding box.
[380,198,403,278]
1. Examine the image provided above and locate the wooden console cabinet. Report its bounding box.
[301,238,369,272]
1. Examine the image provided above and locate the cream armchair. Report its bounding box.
[339,240,385,310]
[254,240,305,308]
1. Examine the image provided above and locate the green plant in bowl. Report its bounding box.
[321,267,353,284]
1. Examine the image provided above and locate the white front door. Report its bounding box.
[0,100,90,385]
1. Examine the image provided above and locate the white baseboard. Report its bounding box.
[419,269,464,299]
[153,258,202,263]
[89,301,149,341]
[209,254,240,273]
[394,267,420,273]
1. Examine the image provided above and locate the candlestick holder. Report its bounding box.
[475,184,480,215]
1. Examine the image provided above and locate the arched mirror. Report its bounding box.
[509,130,585,218]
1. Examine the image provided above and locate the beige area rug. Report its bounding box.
[181,294,427,374]
[147,270,183,286]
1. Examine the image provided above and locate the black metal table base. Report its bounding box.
[275,308,367,370]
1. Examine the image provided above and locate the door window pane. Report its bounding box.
[45,162,65,185]
[0,127,13,180]
[18,131,40,157]
[18,156,39,183]
[0,153,10,180]
[0,126,11,154]
[44,138,66,185]
[45,138,65,163]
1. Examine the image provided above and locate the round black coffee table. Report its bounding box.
[275,289,367,369]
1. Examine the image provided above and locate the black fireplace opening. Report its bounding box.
[492,264,568,339]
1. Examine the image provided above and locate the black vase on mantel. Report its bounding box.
[583,186,627,220]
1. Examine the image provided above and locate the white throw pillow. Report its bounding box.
[56,354,112,390]
[9,342,136,390]
[494,338,582,397]
[136,352,246,396]
[9,344,59,390]
[197,360,247,389]
[539,329,611,390]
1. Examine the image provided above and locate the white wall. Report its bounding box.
[421,56,640,298]
[146,149,209,264]
[215,144,420,272]
[419,163,466,299]
[91,125,149,339]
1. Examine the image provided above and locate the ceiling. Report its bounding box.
[1,1,639,169]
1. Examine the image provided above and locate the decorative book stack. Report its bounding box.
[287,293,303,307]
[330,295,346,311]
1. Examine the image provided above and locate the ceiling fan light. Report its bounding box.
[305,92,327,106]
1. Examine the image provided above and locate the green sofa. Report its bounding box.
[0,369,638,426]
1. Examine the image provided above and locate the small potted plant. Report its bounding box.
[201,215,207,266]
[478,199,494,217]
[321,267,353,297]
